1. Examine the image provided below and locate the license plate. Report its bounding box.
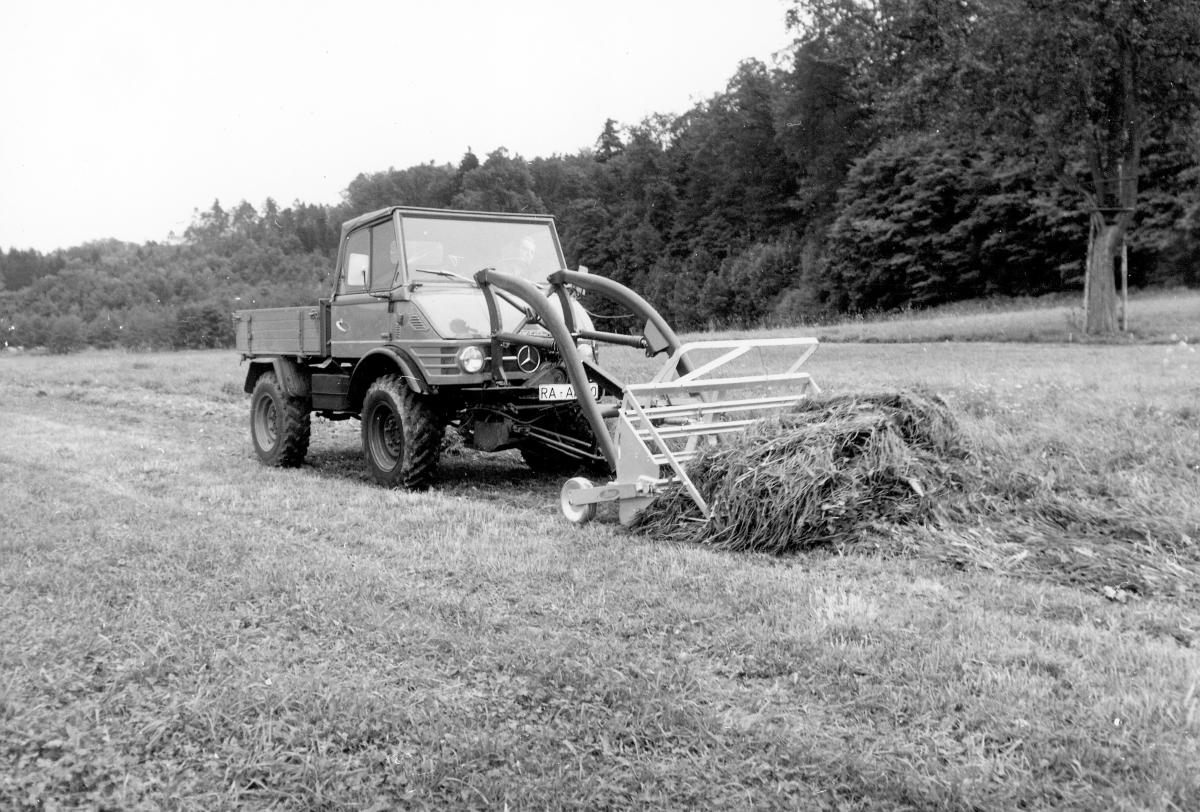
[538,383,600,402]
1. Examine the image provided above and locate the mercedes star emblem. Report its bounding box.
[516,345,541,373]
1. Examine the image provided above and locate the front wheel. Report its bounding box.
[361,375,442,489]
[250,371,310,467]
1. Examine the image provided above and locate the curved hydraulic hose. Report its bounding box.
[547,270,693,375]
[474,268,619,474]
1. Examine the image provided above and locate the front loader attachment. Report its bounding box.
[473,268,820,525]
[563,337,820,524]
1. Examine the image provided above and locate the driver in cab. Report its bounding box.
[515,236,537,279]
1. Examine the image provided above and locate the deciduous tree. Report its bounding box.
[790,0,1200,334]
[451,148,545,213]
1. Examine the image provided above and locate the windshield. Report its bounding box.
[399,214,564,284]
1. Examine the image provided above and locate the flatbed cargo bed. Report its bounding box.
[234,302,328,356]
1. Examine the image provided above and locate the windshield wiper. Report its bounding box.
[412,267,477,285]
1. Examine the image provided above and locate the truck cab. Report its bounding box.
[325,206,593,384]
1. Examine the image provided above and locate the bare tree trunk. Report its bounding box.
[1085,218,1120,335]
[1079,22,1139,337]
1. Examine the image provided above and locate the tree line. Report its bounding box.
[3,0,1198,351]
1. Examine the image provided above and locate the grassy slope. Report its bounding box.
[767,287,1200,344]
[2,312,1199,808]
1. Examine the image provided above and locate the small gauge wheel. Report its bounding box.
[560,476,597,525]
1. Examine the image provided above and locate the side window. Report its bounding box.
[342,228,370,292]
[371,220,398,289]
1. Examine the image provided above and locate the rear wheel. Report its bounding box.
[250,371,310,467]
[361,374,442,489]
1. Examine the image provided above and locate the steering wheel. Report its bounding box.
[494,257,527,274]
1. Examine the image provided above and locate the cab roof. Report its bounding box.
[340,206,556,239]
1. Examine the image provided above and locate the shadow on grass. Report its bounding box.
[301,431,568,513]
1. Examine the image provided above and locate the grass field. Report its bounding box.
[2,300,1199,809]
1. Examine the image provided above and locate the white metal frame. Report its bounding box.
[562,336,820,524]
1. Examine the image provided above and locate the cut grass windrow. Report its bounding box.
[632,389,1200,600]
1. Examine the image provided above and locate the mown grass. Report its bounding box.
[1,310,1198,809]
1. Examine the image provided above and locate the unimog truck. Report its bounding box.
[235,206,821,524]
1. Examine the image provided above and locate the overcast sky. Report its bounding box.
[0,0,795,253]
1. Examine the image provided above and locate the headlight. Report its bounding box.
[456,345,486,373]
[577,342,597,363]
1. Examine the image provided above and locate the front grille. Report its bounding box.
[411,345,459,375]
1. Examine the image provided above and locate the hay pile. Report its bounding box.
[631,389,1200,600]
[631,391,967,554]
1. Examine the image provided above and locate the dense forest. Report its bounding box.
[3,0,1199,351]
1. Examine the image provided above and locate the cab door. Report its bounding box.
[329,217,401,358]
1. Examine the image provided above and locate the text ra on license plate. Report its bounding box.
[538,383,600,401]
